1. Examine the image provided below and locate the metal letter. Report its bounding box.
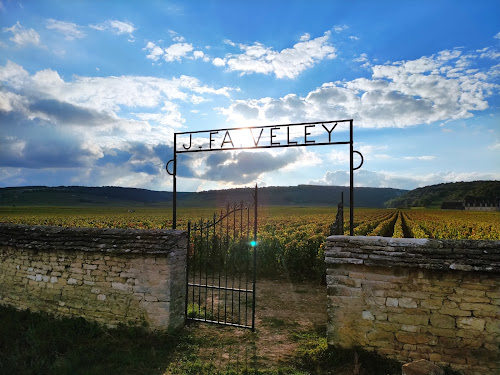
[249,128,264,146]
[210,131,218,149]
[304,125,315,144]
[221,130,234,148]
[183,133,192,150]
[270,127,280,146]
[287,126,297,145]
[322,122,337,143]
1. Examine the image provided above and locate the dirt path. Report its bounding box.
[174,277,327,371]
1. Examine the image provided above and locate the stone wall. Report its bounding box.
[0,223,187,331]
[325,236,500,375]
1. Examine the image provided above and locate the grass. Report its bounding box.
[0,305,181,375]
[0,304,398,375]
[0,304,305,374]
[0,304,463,375]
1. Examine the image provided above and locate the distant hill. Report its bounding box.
[180,185,407,208]
[385,181,500,208]
[0,185,407,208]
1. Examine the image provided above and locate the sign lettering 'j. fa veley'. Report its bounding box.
[177,121,348,153]
[167,119,363,235]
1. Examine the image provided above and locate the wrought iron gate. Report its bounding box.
[186,186,258,330]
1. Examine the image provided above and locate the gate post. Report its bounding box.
[185,221,190,324]
[252,184,258,331]
[349,119,354,236]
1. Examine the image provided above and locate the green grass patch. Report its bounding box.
[0,305,182,375]
[292,332,401,375]
[0,305,305,375]
[187,302,215,320]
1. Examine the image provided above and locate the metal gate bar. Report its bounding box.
[186,186,257,330]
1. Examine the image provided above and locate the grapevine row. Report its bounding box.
[367,211,398,237]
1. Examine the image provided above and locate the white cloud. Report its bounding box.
[300,33,311,42]
[354,53,368,63]
[163,43,193,62]
[198,148,312,184]
[328,150,350,164]
[488,142,500,150]
[479,47,500,60]
[494,32,500,39]
[133,101,184,128]
[193,50,205,59]
[333,25,348,33]
[402,156,436,160]
[215,31,336,79]
[144,41,164,61]
[349,36,360,41]
[168,30,185,42]
[219,46,497,128]
[0,90,27,112]
[190,95,206,104]
[144,40,196,62]
[3,21,40,47]
[0,60,236,148]
[212,57,226,67]
[0,60,242,190]
[90,20,136,35]
[107,20,135,34]
[46,19,85,40]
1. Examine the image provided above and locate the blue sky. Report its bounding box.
[0,0,499,192]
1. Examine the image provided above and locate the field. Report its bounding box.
[2,206,498,238]
[1,206,499,282]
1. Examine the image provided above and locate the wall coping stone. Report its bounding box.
[325,235,500,273]
[0,223,186,254]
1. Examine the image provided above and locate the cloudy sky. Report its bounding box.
[1,0,499,192]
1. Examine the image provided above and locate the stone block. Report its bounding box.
[366,296,386,306]
[396,332,437,345]
[428,353,442,362]
[366,330,394,342]
[456,329,482,339]
[421,298,443,309]
[430,313,456,329]
[389,313,429,326]
[457,317,486,331]
[375,322,401,332]
[439,308,471,317]
[399,297,418,308]
[401,325,419,333]
[402,359,444,375]
[461,295,491,303]
[361,310,374,320]
[328,285,354,297]
[375,312,388,321]
[386,297,398,307]
[458,338,482,349]
[485,320,500,334]
[426,327,457,338]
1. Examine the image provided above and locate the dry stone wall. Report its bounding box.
[325,236,500,375]
[0,223,187,331]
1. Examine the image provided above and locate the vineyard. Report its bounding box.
[1,206,498,281]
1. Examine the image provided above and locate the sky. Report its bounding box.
[0,0,499,192]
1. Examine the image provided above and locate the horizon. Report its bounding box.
[2,179,499,194]
[1,1,499,191]
[0,182,410,193]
